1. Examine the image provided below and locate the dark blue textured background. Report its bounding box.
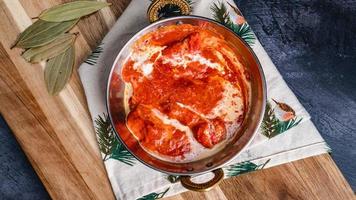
[0,0,355,198]
[0,116,50,199]
[234,0,356,191]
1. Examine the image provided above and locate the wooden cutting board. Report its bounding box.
[0,0,354,199]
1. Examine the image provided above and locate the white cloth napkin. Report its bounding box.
[78,0,329,199]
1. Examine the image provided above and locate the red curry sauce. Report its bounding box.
[120,24,250,160]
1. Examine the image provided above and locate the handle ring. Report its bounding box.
[147,0,191,23]
[180,168,224,192]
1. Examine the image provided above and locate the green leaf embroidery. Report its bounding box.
[166,175,180,183]
[84,43,104,65]
[149,0,193,19]
[22,33,76,63]
[261,102,303,138]
[211,1,231,25]
[94,113,136,166]
[44,45,75,95]
[110,138,136,166]
[210,1,256,46]
[276,118,302,133]
[95,114,116,161]
[137,188,169,200]
[12,19,78,49]
[228,23,256,46]
[261,102,279,138]
[225,159,270,177]
[39,1,111,22]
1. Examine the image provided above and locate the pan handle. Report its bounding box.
[147,0,192,23]
[180,168,224,192]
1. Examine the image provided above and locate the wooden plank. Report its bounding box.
[167,155,355,200]
[0,50,97,199]
[169,155,355,200]
[0,0,125,199]
[0,0,354,200]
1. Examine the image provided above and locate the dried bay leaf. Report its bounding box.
[12,19,78,49]
[39,1,111,22]
[45,46,75,95]
[22,33,76,63]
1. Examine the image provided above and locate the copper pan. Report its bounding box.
[106,16,266,191]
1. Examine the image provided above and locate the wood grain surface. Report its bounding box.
[0,0,354,199]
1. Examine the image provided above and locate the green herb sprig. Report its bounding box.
[12,1,111,95]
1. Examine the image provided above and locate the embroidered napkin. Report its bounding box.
[78,0,330,199]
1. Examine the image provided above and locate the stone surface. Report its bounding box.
[0,116,50,199]
[0,0,355,198]
[235,0,356,190]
